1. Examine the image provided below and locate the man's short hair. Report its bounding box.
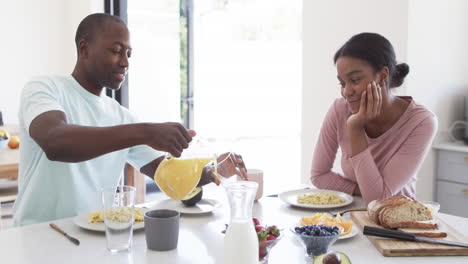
[75,13,125,48]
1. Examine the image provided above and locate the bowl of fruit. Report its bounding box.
[253,218,283,264]
[291,224,340,259]
[222,217,282,263]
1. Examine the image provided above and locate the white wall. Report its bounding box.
[302,0,468,202]
[0,0,102,125]
[301,0,409,184]
[407,0,468,200]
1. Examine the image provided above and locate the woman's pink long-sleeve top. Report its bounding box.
[310,97,437,204]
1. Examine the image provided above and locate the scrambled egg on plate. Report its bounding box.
[88,208,144,223]
[297,192,345,205]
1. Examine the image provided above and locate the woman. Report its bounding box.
[310,33,437,204]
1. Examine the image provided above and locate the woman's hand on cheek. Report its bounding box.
[347,82,382,129]
[347,87,368,129]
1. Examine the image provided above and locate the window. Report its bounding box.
[127,0,302,193]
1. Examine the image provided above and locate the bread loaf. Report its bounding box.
[379,200,432,228]
[367,195,441,237]
[367,195,412,225]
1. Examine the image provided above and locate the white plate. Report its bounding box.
[73,211,146,232]
[279,189,353,209]
[338,225,359,240]
[151,198,221,214]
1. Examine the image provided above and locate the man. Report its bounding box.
[13,13,245,226]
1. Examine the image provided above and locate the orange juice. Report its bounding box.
[154,158,212,200]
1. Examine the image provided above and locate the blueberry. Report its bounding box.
[332,231,339,235]
[295,227,301,233]
[301,232,308,236]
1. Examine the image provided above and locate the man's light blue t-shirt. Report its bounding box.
[13,75,161,226]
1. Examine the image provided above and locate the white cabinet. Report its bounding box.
[434,143,468,218]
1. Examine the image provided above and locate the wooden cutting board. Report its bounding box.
[350,211,468,256]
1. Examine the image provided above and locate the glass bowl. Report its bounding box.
[291,226,340,258]
[259,233,283,263]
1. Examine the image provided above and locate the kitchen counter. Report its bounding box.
[0,147,19,180]
[0,124,19,181]
[434,141,468,153]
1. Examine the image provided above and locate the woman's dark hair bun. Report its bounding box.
[389,63,410,88]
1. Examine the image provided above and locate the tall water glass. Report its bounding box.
[101,185,136,253]
[224,181,259,264]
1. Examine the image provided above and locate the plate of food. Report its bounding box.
[152,198,222,214]
[299,213,358,240]
[73,208,146,232]
[279,189,353,209]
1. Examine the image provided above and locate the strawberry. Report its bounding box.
[255,225,264,232]
[266,235,277,241]
[252,217,260,226]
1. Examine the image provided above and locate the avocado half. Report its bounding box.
[181,187,203,206]
[313,252,351,264]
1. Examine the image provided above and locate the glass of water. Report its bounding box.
[101,185,136,253]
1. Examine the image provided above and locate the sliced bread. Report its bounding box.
[379,200,432,228]
[367,195,412,225]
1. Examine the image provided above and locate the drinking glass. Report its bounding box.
[101,185,136,253]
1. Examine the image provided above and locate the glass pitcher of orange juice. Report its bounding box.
[154,137,244,200]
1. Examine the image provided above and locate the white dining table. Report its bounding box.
[2,185,468,264]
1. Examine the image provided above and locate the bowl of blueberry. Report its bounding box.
[291,224,340,258]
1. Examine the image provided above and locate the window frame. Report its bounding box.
[106,0,194,128]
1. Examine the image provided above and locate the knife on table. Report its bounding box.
[49,223,80,246]
[363,226,468,248]
[266,187,311,198]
